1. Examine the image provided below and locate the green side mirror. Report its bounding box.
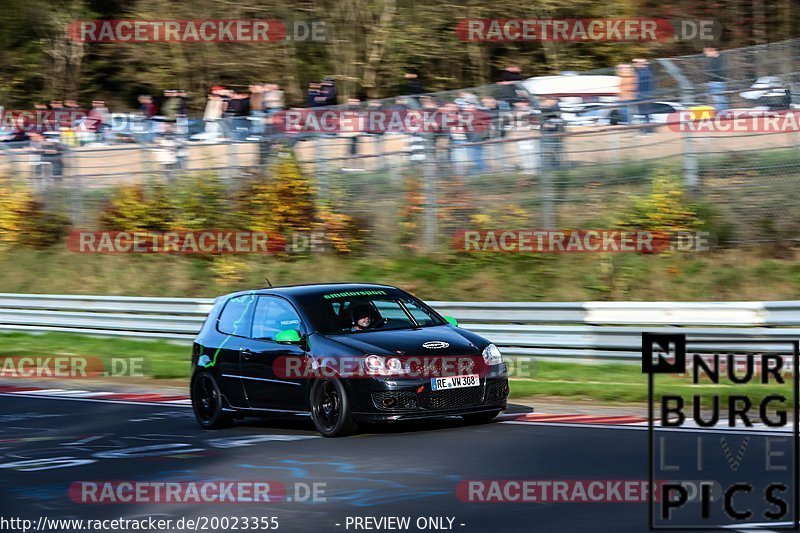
[275,329,303,344]
[444,316,458,327]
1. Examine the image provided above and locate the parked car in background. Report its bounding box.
[740,76,792,110]
[561,101,685,127]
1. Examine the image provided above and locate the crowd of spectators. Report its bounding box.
[6,57,735,178]
[0,67,549,177]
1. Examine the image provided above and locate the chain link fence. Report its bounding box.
[5,39,800,252]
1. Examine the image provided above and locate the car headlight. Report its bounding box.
[363,355,385,374]
[482,344,503,366]
[363,355,405,376]
[385,357,403,373]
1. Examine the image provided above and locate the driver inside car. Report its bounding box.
[350,304,375,332]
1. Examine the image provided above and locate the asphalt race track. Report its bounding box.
[0,394,793,532]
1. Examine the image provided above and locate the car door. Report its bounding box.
[211,293,256,408]
[240,295,308,411]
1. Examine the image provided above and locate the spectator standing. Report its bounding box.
[174,90,189,136]
[30,102,50,136]
[202,89,224,142]
[154,124,183,181]
[138,95,157,117]
[633,58,655,133]
[445,102,468,175]
[539,97,564,170]
[176,90,189,115]
[318,78,338,106]
[454,91,479,109]
[343,97,361,158]
[510,99,538,174]
[264,84,284,114]
[62,99,84,143]
[225,90,251,140]
[8,117,28,143]
[36,132,67,178]
[405,68,424,95]
[496,65,523,110]
[704,47,727,111]
[481,96,502,170]
[307,82,321,107]
[419,95,444,164]
[390,96,410,113]
[364,100,385,170]
[87,100,110,142]
[162,90,181,122]
[464,102,488,175]
[616,64,637,124]
[136,94,157,142]
[249,85,264,116]
[249,84,265,135]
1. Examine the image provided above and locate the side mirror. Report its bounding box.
[275,329,303,344]
[444,316,458,327]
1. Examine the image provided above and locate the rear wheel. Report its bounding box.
[310,378,357,437]
[463,410,501,425]
[191,371,232,429]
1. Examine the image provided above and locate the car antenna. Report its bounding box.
[264,277,273,288]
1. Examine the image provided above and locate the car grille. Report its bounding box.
[372,391,418,410]
[422,386,484,410]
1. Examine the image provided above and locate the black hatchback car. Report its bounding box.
[190,283,509,437]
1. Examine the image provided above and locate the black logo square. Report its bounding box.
[642,333,686,374]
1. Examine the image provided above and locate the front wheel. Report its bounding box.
[191,371,232,429]
[310,378,357,437]
[463,410,501,425]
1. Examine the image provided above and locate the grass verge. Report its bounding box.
[0,332,190,380]
[1,247,800,302]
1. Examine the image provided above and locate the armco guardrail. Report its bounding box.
[0,294,798,361]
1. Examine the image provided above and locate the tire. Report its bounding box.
[191,371,232,429]
[310,377,358,437]
[463,410,501,425]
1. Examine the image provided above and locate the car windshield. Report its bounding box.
[296,289,445,335]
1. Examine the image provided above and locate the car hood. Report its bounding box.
[325,325,481,357]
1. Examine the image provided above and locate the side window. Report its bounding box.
[217,294,256,336]
[374,300,409,320]
[402,299,438,326]
[252,297,303,340]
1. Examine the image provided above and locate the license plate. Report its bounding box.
[430,374,479,391]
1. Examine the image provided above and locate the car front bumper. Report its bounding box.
[348,365,509,422]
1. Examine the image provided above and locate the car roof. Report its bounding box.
[222,282,399,300]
